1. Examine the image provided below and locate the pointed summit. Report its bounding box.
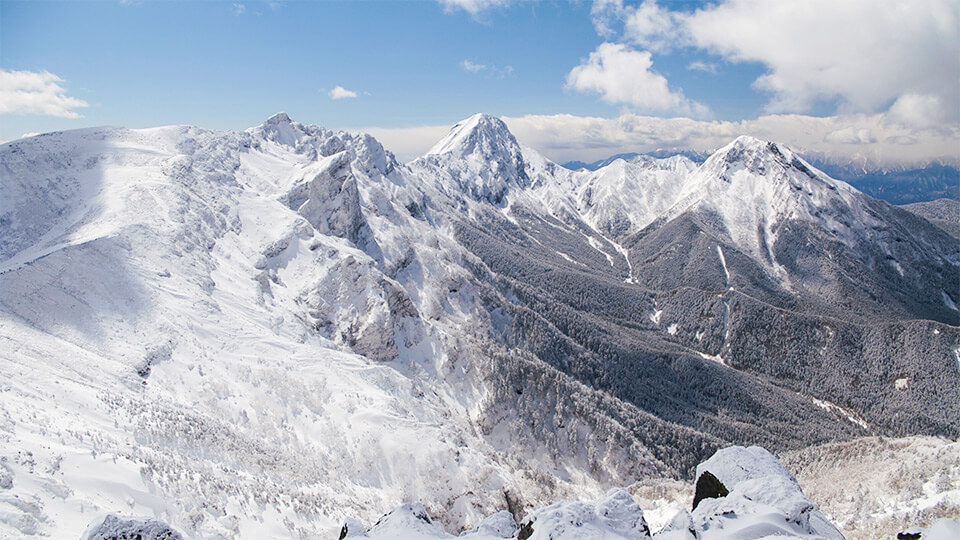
[702,135,822,183]
[255,111,305,147]
[426,113,521,159]
[412,113,546,205]
[264,111,293,125]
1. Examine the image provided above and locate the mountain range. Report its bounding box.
[1,113,957,538]
[564,153,960,206]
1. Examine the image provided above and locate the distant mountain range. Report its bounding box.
[564,154,960,205]
[1,114,957,538]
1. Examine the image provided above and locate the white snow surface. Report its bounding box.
[0,117,610,537]
[0,112,927,538]
[910,519,960,540]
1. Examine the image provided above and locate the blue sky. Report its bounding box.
[2,0,958,166]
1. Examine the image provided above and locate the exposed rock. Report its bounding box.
[339,516,368,538]
[691,469,728,511]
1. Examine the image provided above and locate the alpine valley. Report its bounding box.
[0,114,957,539]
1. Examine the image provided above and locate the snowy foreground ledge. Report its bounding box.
[79,445,958,539]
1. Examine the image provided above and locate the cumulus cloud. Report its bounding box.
[688,0,959,117]
[886,93,948,130]
[595,0,960,125]
[567,43,709,117]
[328,85,358,100]
[0,69,89,118]
[592,0,687,52]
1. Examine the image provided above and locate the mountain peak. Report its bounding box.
[703,135,815,181]
[426,113,520,158]
[264,111,294,125]
[254,112,306,147]
[718,135,790,161]
[413,113,540,205]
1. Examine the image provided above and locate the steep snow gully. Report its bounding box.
[1,113,958,538]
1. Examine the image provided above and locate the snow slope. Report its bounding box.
[0,118,609,537]
[783,436,960,539]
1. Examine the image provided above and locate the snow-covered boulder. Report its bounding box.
[657,445,843,539]
[467,510,517,538]
[516,488,650,539]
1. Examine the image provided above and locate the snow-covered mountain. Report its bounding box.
[1,113,957,538]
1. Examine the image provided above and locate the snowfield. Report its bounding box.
[1,113,957,538]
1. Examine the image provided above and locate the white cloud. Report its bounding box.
[566,43,709,117]
[233,3,246,15]
[461,59,514,78]
[328,85,358,100]
[687,61,717,74]
[0,69,88,118]
[353,124,452,162]
[823,127,877,145]
[437,0,511,17]
[687,0,959,118]
[886,93,947,130]
[595,0,960,125]
[591,0,689,51]
[461,60,487,73]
